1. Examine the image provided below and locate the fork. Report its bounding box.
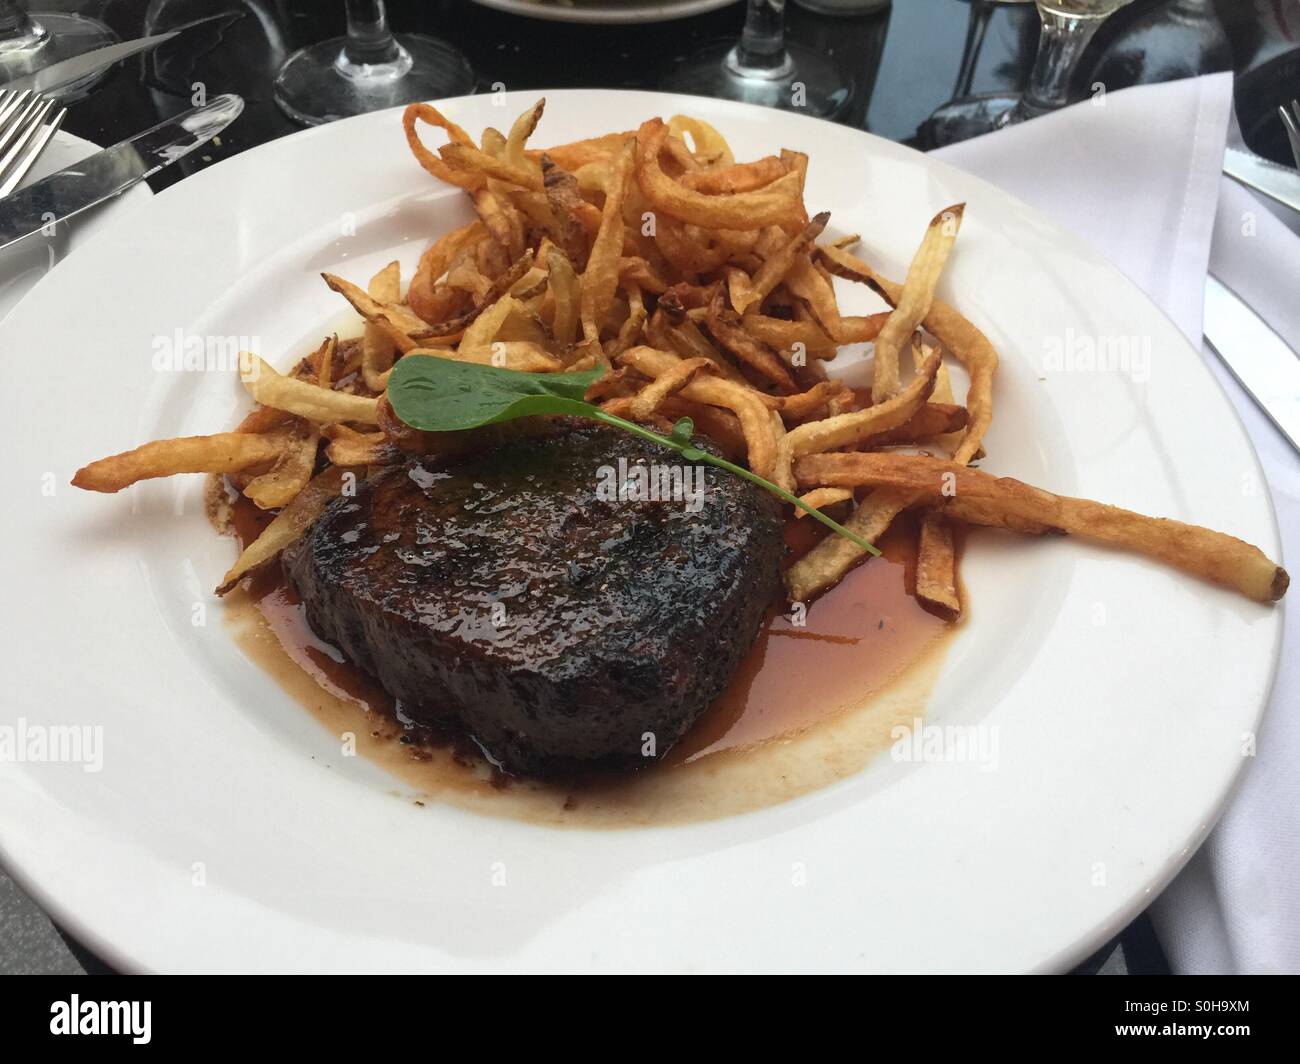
[0,89,66,201]
[1280,100,1300,171]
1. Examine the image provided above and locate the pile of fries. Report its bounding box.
[74,100,1288,611]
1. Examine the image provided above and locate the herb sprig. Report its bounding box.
[386,357,879,555]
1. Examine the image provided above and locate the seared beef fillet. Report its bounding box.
[283,421,784,773]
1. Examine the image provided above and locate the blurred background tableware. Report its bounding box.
[467,0,738,25]
[792,0,888,16]
[0,0,117,94]
[924,0,1139,146]
[273,0,473,125]
[660,0,851,118]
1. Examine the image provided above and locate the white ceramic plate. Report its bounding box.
[0,130,153,321]
[0,90,1282,973]
[468,0,737,25]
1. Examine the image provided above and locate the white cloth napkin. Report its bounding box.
[933,72,1299,974]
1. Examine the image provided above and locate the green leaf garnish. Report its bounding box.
[386,357,879,557]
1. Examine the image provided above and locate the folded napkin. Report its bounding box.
[934,72,1299,974]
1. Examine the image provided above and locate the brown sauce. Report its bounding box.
[217,478,959,825]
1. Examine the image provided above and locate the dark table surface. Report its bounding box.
[3,0,1297,975]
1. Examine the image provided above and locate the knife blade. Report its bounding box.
[1223,146,1300,216]
[0,93,243,253]
[1203,275,1300,456]
[0,31,180,96]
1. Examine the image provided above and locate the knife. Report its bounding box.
[1223,146,1300,216]
[0,31,180,96]
[1203,275,1300,456]
[0,93,243,253]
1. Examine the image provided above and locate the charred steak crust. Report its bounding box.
[283,421,784,774]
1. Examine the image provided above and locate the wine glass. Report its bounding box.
[925,0,1135,147]
[0,1,119,92]
[660,0,852,119]
[273,0,474,127]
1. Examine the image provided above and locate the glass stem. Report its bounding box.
[342,0,403,68]
[1019,7,1105,117]
[729,0,792,79]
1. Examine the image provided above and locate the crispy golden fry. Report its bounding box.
[217,466,349,595]
[72,432,287,493]
[620,256,669,295]
[618,345,778,478]
[244,421,320,510]
[607,279,647,357]
[648,311,747,384]
[505,98,545,175]
[471,186,523,258]
[321,424,398,467]
[362,262,400,392]
[629,356,714,420]
[459,294,525,355]
[546,247,582,348]
[408,343,561,373]
[706,285,797,391]
[784,348,940,456]
[915,513,961,618]
[740,314,838,359]
[725,265,755,315]
[666,115,734,167]
[320,271,452,351]
[866,204,963,402]
[787,489,911,601]
[241,353,380,424]
[636,118,803,230]
[440,143,543,190]
[580,137,636,343]
[541,156,593,265]
[402,103,482,190]
[774,380,850,422]
[740,211,830,314]
[527,130,636,172]
[817,243,996,465]
[783,255,860,345]
[679,155,788,194]
[657,397,747,460]
[794,487,854,517]
[233,404,293,435]
[654,216,730,275]
[793,452,1289,604]
[859,402,968,449]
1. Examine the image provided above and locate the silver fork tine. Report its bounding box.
[0,89,32,136]
[0,97,56,190]
[1280,100,1300,171]
[0,93,44,159]
[0,104,64,200]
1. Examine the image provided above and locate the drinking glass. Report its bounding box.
[660,0,852,119]
[0,1,118,89]
[925,0,1135,147]
[274,0,474,127]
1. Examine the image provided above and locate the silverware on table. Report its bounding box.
[0,31,181,98]
[0,90,66,200]
[1203,275,1300,456]
[0,93,243,254]
[1279,101,1300,171]
[1222,145,1300,216]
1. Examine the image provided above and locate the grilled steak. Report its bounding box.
[283,420,785,774]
